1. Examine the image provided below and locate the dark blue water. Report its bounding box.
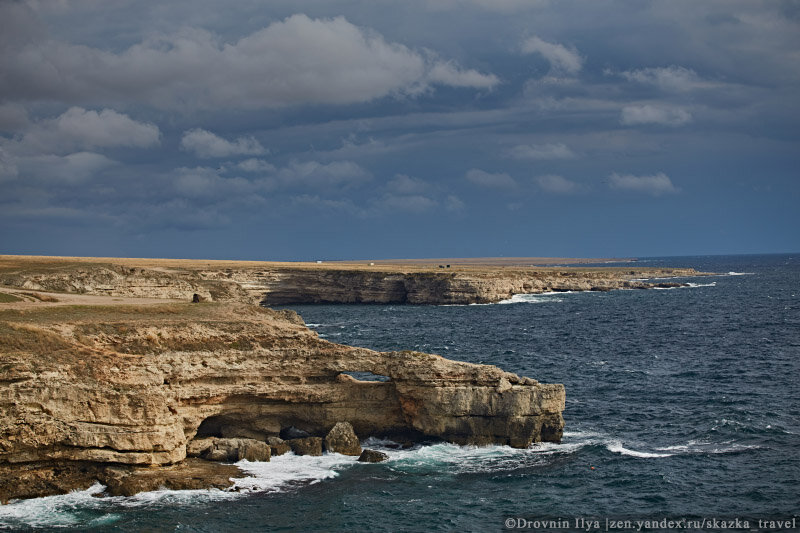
[2,255,798,531]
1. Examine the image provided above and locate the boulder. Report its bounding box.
[186,437,216,458]
[101,459,240,497]
[324,422,362,456]
[267,436,291,456]
[191,437,271,462]
[358,449,388,463]
[288,437,323,456]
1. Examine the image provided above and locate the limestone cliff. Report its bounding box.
[0,301,564,501]
[0,256,701,305]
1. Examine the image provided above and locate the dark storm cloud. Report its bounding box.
[1,0,798,258]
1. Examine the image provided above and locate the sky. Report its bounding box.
[1,0,798,260]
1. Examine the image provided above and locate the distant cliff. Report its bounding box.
[0,257,701,305]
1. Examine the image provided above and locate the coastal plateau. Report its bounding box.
[0,255,701,306]
[0,255,702,502]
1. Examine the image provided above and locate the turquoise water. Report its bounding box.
[1,255,798,532]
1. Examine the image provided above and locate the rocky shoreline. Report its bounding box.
[0,256,706,503]
[0,255,704,306]
[0,296,564,502]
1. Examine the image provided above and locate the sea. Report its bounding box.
[1,254,798,532]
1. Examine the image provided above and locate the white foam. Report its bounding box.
[234,452,355,493]
[606,441,673,458]
[118,487,238,506]
[726,272,753,276]
[499,292,567,304]
[686,282,717,288]
[655,440,761,455]
[0,483,111,528]
[304,323,323,327]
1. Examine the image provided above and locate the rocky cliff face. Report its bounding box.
[0,301,564,501]
[0,259,701,305]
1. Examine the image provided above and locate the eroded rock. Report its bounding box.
[187,437,270,462]
[288,437,323,457]
[324,422,362,456]
[0,301,564,500]
[267,437,291,457]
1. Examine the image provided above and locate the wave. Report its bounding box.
[606,441,673,458]
[0,481,242,530]
[498,292,567,304]
[235,453,354,493]
[655,440,761,455]
[561,431,761,459]
[652,282,716,290]
[0,433,764,529]
[0,483,112,529]
[726,272,754,276]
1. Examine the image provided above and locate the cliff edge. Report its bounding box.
[0,255,703,305]
[0,299,564,502]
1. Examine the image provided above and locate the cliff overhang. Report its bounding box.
[0,300,565,502]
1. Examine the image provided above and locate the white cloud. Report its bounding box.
[19,151,116,184]
[608,172,679,196]
[507,142,575,160]
[173,166,261,199]
[425,0,547,12]
[444,195,466,212]
[465,168,517,189]
[620,104,692,126]
[2,14,497,110]
[521,36,583,75]
[620,66,702,91]
[236,158,276,173]
[52,107,160,148]
[426,61,499,89]
[386,174,429,194]
[13,107,160,154]
[0,147,19,182]
[180,128,265,158]
[535,174,578,194]
[276,160,371,189]
[374,193,438,213]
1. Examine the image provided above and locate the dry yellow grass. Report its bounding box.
[0,253,644,276]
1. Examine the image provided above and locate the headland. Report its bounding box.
[0,255,705,502]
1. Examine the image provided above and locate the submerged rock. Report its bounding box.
[358,449,388,463]
[324,422,362,456]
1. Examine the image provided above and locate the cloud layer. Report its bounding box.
[1,1,797,258]
[608,172,679,196]
[2,14,498,110]
[180,129,265,158]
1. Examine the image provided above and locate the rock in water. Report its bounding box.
[358,449,388,463]
[267,437,291,456]
[324,422,362,456]
[288,437,323,456]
